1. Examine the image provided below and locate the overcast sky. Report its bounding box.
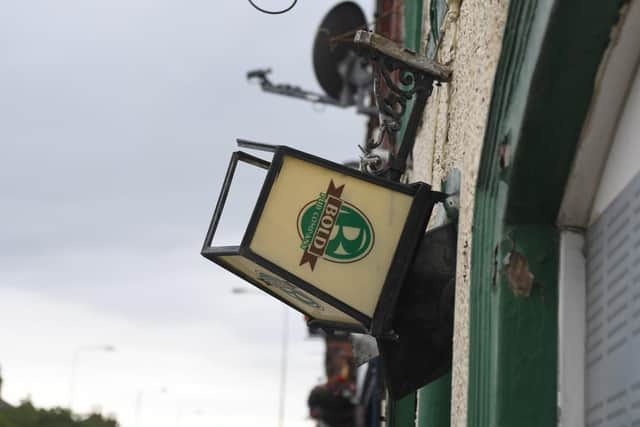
[0,1,372,426]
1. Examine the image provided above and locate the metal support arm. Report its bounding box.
[352,31,452,181]
[247,68,343,107]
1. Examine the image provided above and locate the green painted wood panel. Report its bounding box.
[417,372,451,427]
[426,0,447,59]
[387,393,417,427]
[404,0,424,52]
[397,0,424,146]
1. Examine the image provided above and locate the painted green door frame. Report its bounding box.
[467,0,625,426]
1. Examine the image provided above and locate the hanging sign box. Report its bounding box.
[201,144,444,337]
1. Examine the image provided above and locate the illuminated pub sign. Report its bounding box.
[201,144,443,337]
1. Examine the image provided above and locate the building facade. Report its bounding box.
[383,0,638,426]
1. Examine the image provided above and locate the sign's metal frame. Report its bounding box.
[201,145,445,337]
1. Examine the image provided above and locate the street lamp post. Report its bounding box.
[135,387,167,427]
[68,345,115,414]
[277,307,288,427]
[232,287,289,427]
[175,405,203,427]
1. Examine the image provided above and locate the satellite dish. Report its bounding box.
[247,1,374,115]
[313,2,369,105]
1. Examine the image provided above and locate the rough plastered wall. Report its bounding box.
[411,1,508,425]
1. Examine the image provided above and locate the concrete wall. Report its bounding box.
[410,1,509,425]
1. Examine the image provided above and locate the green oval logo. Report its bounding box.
[297,199,375,264]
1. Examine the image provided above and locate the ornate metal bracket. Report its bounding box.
[352,31,452,181]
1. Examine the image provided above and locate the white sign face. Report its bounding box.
[219,255,362,327]
[249,155,413,317]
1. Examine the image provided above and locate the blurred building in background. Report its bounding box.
[308,334,357,427]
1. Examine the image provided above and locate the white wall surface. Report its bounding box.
[591,67,640,222]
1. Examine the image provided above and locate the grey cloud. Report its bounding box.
[0,0,371,357]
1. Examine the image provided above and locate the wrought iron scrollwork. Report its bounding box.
[352,31,452,181]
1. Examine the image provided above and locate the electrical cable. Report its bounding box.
[247,0,298,15]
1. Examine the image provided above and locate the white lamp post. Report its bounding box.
[135,386,168,427]
[232,287,289,427]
